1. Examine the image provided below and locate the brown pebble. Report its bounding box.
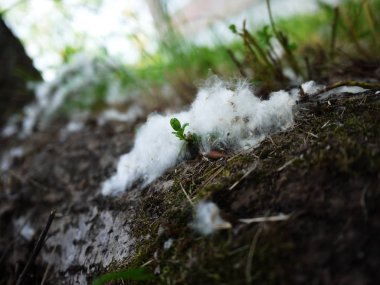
[203,150,225,160]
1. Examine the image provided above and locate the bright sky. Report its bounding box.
[1,0,157,80]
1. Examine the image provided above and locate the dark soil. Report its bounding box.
[1,87,380,285]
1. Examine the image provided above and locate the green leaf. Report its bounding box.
[181,123,189,132]
[170,118,182,131]
[229,24,237,34]
[92,268,154,285]
[257,25,272,46]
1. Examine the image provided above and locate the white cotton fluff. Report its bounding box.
[19,53,133,137]
[163,238,174,250]
[1,115,20,138]
[1,147,24,172]
[14,216,35,241]
[101,78,297,195]
[301,80,324,95]
[301,80,368,99]
[190,201,231,236]
[319,86,367,100]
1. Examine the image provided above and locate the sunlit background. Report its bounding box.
[4,0,368,141]
[2,0,339,80]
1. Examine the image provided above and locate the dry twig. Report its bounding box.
[229,162,258,191]
[16,210,56,285]
[179,182,194,206]
[245,227,262,284]
[240,213,291,224]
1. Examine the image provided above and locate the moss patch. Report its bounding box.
[113,90,380,284]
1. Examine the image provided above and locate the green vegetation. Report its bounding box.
[64,0,380,116]
[170,118,189,142]
[19,0,380,123]
[113,91,380,285]
[2,1,380,284]
[92,268,154,285]
[94,1,380,282]
[170,117,200,144]
[170,117,200,158]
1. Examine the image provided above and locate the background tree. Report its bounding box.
[0,16,41,127]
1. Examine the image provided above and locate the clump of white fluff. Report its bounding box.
[190,201,231,236]
[301,80,324,95]
[102,77,297,195]
[301,80,368,99]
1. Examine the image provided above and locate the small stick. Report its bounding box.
[268,135,276,146]
[245,227,262,285]
[277,158,297,172]
[307,132,319,139]
[330,7,339,59]
[314,80,380,97]
[201,166,225,188]
[16,210,56,285]
[179,183,194,206]
[362,0,380,46]
[239,213,291,224]
[265,0,302,76]
[360,185,369,222]
[304,56,312,80]
[321,120,330,129]
[226,48,247,78]
[340,6,369,58]
[229,162,257,191]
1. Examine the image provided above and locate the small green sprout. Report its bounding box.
[229,24,238,34]
[170,118,189,141]
[170,118,200,158]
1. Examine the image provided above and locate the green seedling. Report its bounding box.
[170,117,200,144]
[170,117,189,141]
[229,24,238,34]
[170,118,200,157]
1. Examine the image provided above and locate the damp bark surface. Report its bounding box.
[0,88,380,284]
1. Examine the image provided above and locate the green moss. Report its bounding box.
[106,92,380,285]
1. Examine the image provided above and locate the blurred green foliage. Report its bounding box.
[21,0,380,120]
[92,268,154,285]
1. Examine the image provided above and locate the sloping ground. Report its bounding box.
[1,89,380,284]
[127,90,380,285]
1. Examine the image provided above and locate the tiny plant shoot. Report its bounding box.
[170,117,200,158]
[170,117,199,145]
[170,117,189,141]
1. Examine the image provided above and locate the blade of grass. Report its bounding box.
[330,6,339,59]
[361,0,380,46]
[265,0,302,77]
[226,48,247,77]
[339,3,370,58]
[92,268,154,285]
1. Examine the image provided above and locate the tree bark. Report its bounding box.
[0,17,41,126]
